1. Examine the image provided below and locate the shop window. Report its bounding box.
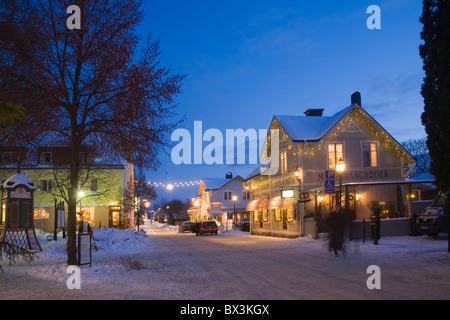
[1,199,6,224]
[77,207,94,226]
[328,143,343,169]
[273,209,282,222]
[363,143,378,167]
[33,207,50,219]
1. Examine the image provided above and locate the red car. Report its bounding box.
[196,220,219,236]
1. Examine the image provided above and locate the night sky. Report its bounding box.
[137,0,426,203]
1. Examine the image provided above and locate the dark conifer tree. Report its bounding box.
[420,0,450,192]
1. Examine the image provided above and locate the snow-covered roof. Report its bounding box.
[2,172,36,190]
[200,176,244,191]
[201,178,231,191]
[274,106,353,142]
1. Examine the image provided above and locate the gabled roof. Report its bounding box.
[274,105,353,142]
[200,176,244,191]
[274,104,412,160]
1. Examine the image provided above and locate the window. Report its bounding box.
[363,143,378,167]
[243,191,250,200]
[89,178,98,192]
[224,191,232,201]
[2,152,18,164]
[39,180,52,191]
[40,152,52,164]
[328,143,344,169]
[33,207,50,219]
[280,150,288,175]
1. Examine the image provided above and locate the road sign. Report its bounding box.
[325,170,336,194]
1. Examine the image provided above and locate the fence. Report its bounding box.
[346,217,412,241]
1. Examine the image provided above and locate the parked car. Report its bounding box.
[416,191,450,236]
[196,220,219,236]
[179,221,194,233]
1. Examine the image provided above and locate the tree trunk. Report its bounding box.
[67,142,81,266]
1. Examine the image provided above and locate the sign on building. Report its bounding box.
[325,170,336,195]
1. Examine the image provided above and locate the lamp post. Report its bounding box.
[336,158,346,207]
[78,190,85,213]
[232,195,237,229]
[295,167,304,236]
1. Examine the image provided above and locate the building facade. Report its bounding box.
[191,174,250,228]
[0,146,135,233]
[245,92,419,238]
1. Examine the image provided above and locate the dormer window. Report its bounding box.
[40,152,52,164]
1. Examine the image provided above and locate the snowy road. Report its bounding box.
[0,222,449,300]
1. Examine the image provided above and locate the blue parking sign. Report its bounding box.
[325,170,336,194]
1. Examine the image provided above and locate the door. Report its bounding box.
[109,206,121,228]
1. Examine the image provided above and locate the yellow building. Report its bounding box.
[0,146,135,233]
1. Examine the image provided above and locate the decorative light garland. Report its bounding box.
[135,180,201,190]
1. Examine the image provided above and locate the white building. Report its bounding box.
[191,174,250,228]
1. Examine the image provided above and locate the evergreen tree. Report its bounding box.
[420,0,450,192]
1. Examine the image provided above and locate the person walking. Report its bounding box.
[326,207,346,256]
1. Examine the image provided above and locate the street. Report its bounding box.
[1,223,449,300]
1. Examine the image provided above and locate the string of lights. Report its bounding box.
[135,180,201,190]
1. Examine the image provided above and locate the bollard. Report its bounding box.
[363,218,366,243]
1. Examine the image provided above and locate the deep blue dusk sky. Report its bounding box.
[137,0,426,203]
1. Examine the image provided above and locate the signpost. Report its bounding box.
[78,232,92,267]
[54,200,66,241]
[325,170,336,195]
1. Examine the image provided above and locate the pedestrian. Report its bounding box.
[325,207,346,256]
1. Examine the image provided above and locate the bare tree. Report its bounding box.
[402,137,431,178]
[0,0,184,265]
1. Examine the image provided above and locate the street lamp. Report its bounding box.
[78,190,85,213]
[295,167,303,184]
[336,158,346,207]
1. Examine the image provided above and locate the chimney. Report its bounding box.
[351,91,361,107]
[304,109,324,117]
[225,172,233,179]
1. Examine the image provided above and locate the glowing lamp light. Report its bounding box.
[167,184,174,191]
[232,195,237,202]
[336,158,346,173]
[295,167,303,182]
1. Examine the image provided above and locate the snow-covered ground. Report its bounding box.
[0,220,449,300]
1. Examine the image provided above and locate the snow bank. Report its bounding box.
[37,227,152,258]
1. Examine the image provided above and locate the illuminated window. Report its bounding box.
[1,200,6,224]
[280,150,288,175]
[363,143,378,167]
[33,207,50,219]
[328,143,344,169]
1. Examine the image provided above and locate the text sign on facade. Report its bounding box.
[281,189,294,199]
[325,170,336,194]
